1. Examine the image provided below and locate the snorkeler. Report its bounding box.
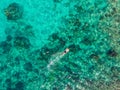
[62,48,70,55]
[47,48,70,70]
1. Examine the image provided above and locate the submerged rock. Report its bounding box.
[5,78,11,87]
[107,49,118,57]
[68,44,81,53]
[6,35,13,42]
[0,41,12,53]
[14,36,31,49]
[23,62,33,71]
[15,81,24,90]
[4,2,23,20]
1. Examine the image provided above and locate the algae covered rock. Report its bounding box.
[4,2,23,20]
[15,81,25,90]
[23,62,33,71]
[0,41,12,53]
[14,36,31,49]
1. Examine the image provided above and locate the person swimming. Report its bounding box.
[63,48,69,55]
[47,48,70,70]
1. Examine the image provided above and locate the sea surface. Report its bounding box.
[0,0,120,90]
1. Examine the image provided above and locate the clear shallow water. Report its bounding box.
[0,0,120,90]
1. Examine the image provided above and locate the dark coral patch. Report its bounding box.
[23,62,33,71]
[90,53,100,60]
[5,78,12,87]
[53,0,61,3]
[110,66,120,78]
[81,36,94,45]
[14,36,31,49]
[4,2,23,20]
[68,44,81,53]
[6,35,13,42]
[107,49,118,57]
[49,33,59,41]
[59,37,66,46]
[15,81,24,90]
[0,41,12,53]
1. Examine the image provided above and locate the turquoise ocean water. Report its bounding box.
[0,0,120,90]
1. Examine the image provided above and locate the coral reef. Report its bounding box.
[4,2,23,20]
[0,0,119,90]
[13,36,31,49]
